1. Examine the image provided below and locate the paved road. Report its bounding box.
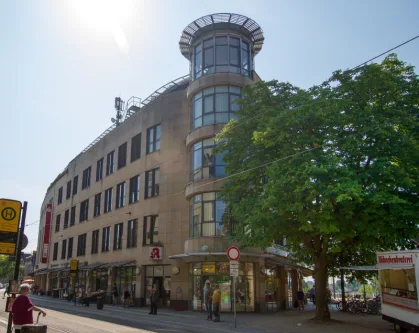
[0,293,262,333]
[0,290,393,333]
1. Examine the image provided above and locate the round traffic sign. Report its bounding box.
[1,207,16,221]
[227,246,240,261]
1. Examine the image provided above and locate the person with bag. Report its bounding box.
[12,283,46,333]
[123,288,131,308]
[212,284,221,322]
[149,283,160,315]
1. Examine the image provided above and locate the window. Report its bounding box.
[146,124,161,154]
[64,209,69,229]
[94,193,101,217]
[113,223,123,250]
[67,237,73,259]
[106,151,115,175]
[77,233,87,256]
[118,142,127,169]
[61,239,67,259]
[191,138,226,181]
[129,175,140,204]
[57,187,63,205]
[131,133,141,162]
[190,192,231,238]
[116,182,125,209]
[143,215,158,245]
[127,219,138,248]
[82,166,91,189]
[193,36,252,79]
[194,43,202,78]
[53,242,58,261]
[145,168,159,199]
[203,38,214,75]
[379,268,417,311]
[70,206,76,226]
[191,86,241,130]
[91,230,99,254]
[96,158,104,182]
[104,187,113,213]
[66,180,72,199]
[55,214,61,232]
[102,226,111,252]
[80,199,89,222]
[72,176,78,196]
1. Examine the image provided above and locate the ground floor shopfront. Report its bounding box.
[35,254,310,312]
[169,253,312,313]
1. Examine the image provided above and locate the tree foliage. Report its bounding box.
[217,54,419,320]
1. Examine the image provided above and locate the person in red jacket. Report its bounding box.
[12,283,46,333]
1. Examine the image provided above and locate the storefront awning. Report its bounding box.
[169,252,312,273]
[80,263,107,271]
[34,268,48,275]
[341,264,414,270]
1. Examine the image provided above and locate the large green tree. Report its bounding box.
[217,54,419,320]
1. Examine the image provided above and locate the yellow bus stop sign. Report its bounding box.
[0,199,22,255]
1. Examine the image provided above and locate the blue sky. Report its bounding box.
[1,0,418,253]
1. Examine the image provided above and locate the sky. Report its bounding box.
[0,0,418,254]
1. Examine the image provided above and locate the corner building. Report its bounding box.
[35,13,310,312]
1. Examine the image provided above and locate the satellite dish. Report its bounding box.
[111,118,116,123]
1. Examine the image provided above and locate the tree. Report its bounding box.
[217,54,419,320]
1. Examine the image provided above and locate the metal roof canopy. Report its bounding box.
[341,264,415,271]
[179,13,265,60]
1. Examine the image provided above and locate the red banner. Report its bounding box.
[41,204,52,263]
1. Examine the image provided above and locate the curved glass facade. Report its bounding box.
[191,138,226,182]
[191,85,241,130]
[193,35,251,79]
[190,192,229,237]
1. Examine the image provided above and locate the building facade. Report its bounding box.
[35,13,310,312]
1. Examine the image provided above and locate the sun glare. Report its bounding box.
[67,0,134,53]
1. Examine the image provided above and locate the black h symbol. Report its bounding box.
[4,210,13,218]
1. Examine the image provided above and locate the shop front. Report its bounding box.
[144,265,171,307]
[115,266,137,301]
[190,262,255,312]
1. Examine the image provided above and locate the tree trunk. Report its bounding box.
[340,269,347,312]
[314,258,331,320]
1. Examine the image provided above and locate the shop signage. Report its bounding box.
[149,247,163,260]
[41,204,52,263]
[70,259,78,277]
[377,253,415,266]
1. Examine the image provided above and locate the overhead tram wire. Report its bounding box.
[28,36,419,239]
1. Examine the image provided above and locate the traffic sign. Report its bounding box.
[0,199,22,255]
[229,260,239,268]
[70,259,78,277]
[227,246,240,261]
[230,267,239,277]
[0,199,21,233]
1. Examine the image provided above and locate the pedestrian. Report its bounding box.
[203,281,213,320]
[212,284,221,322]
[149,283,160,315]
[12,283,46,333]
[112,283,119,306]
[123,287,131,308]
[3,284,10,299]
[297,289,305,311]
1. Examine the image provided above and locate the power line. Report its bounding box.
[351,35,419,70]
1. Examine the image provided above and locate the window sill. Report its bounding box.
[113,248,123,251]
[126,246,138,249]
[128,201,139,205]
[146,149,160,155]
[144,195,159,200]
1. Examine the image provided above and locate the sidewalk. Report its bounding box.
[28,294,393,333]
